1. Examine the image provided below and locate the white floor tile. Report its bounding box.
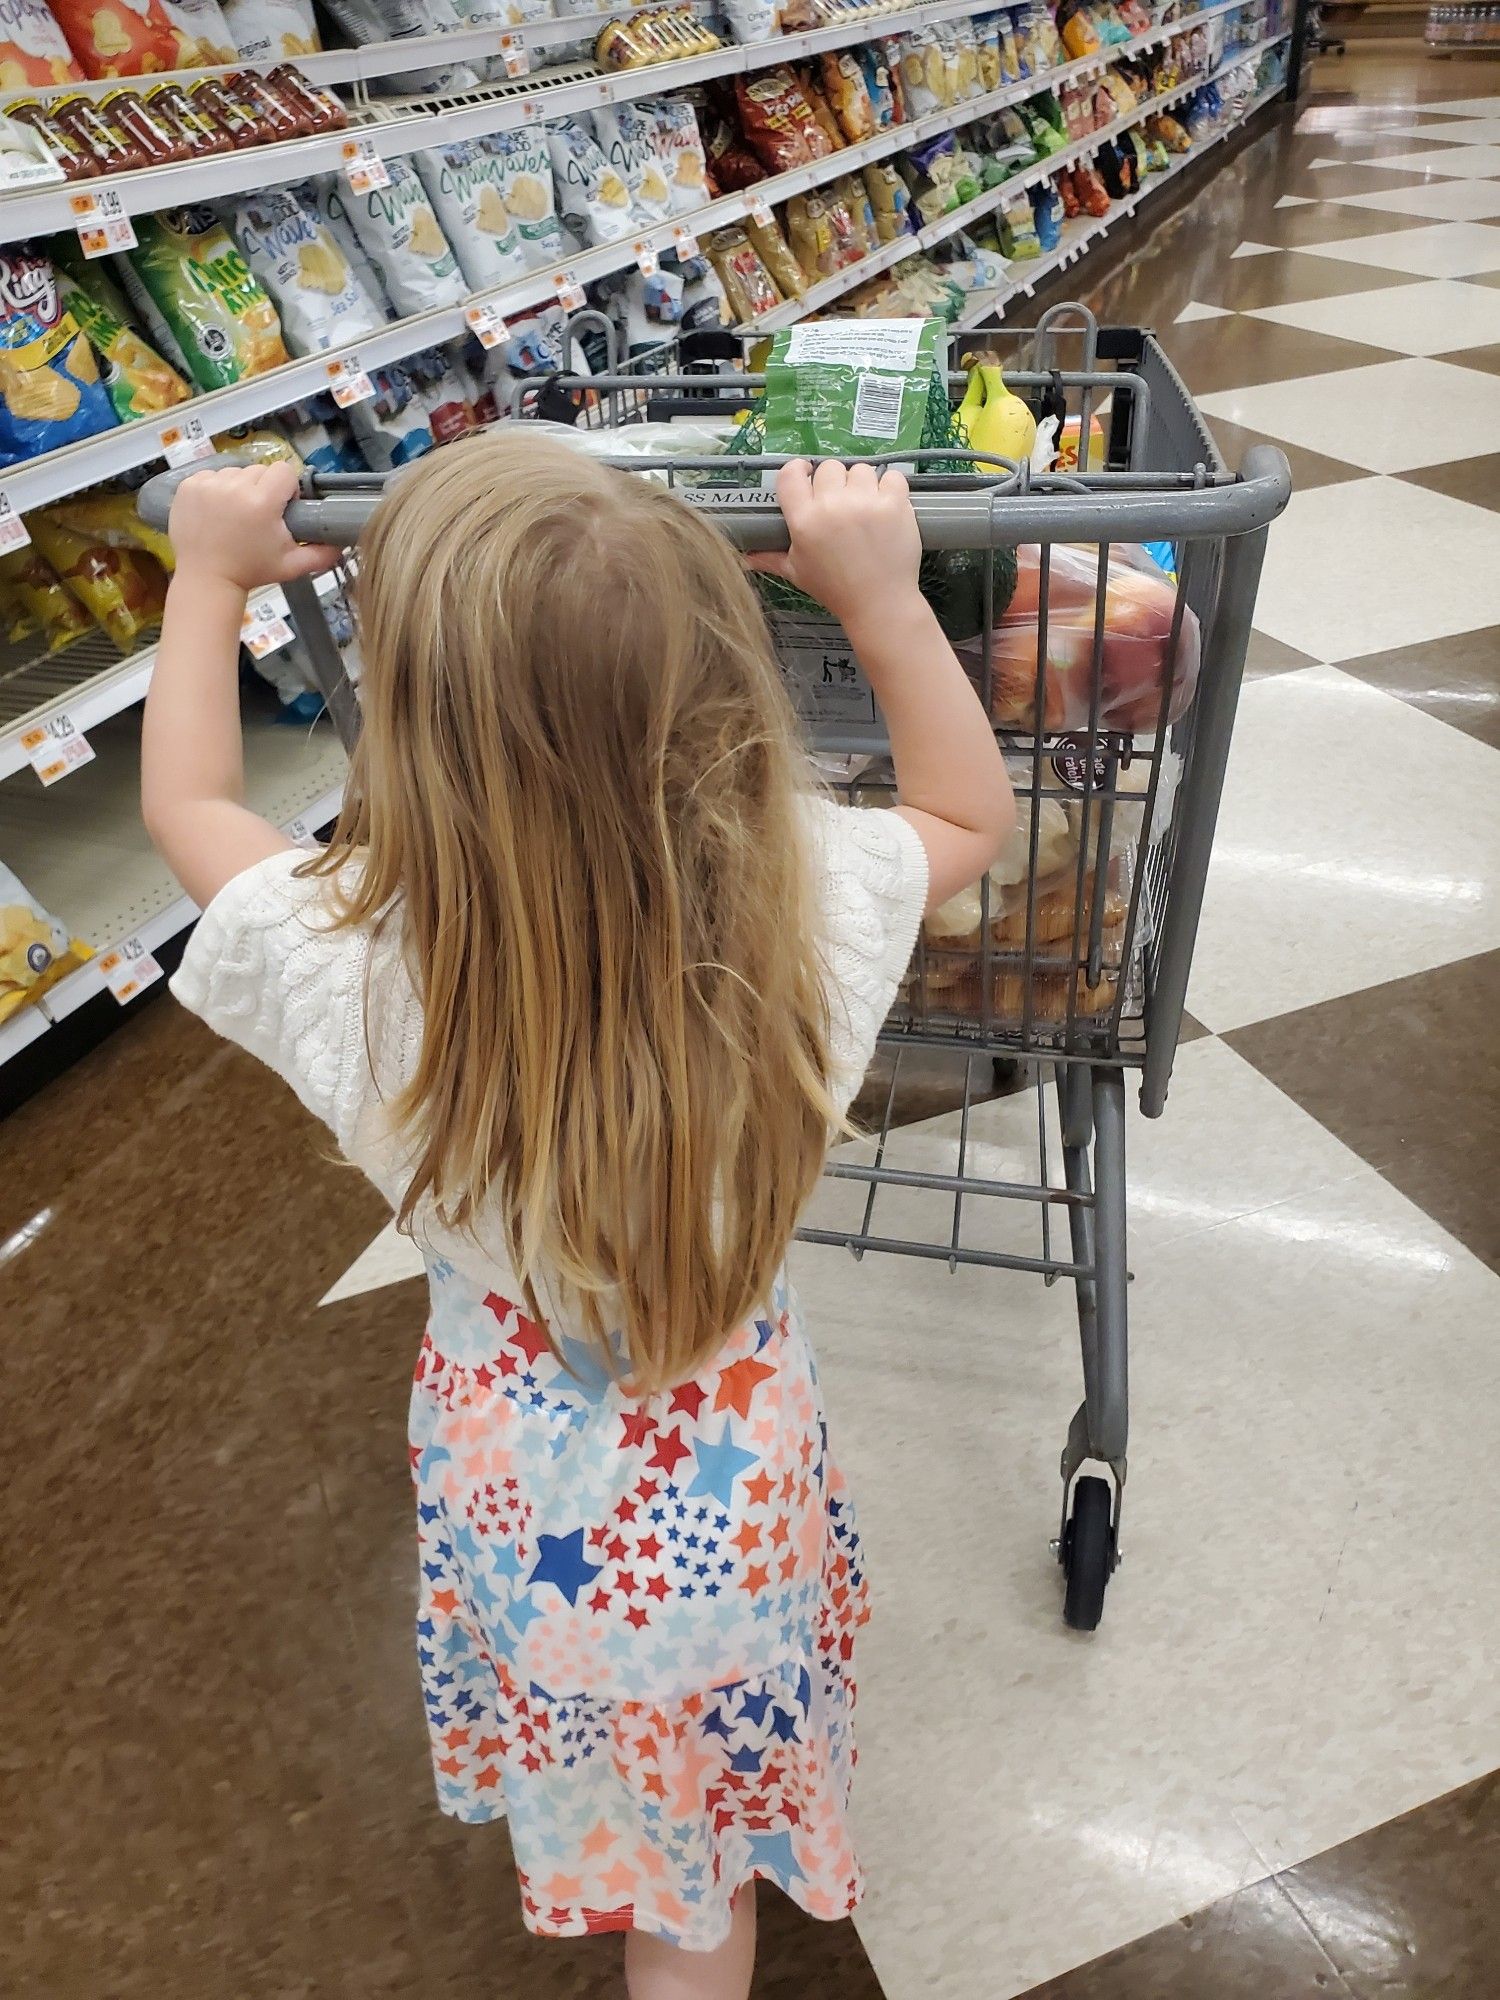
[1187,664,1500,1032]
[1173,301,1234,323]
[1246,276,1500,356]
[1230,240,1280,258]
[1327,177,1500,221]
[1414,96,1500,115]
[1342,143,1500,181]
[1196,357,1500,472]
[795,1041,1500,2000]
[1274,194,1314,208]
[1289,219,1500,277]
[319,1217,422,1304]
[1372,116,1500,146]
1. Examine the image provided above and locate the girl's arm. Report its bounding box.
[141,461,341,910]
[750,458,1014,910]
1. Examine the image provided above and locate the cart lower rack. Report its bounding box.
[140,304,1291,1630]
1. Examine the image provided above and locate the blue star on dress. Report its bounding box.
[686,1421,757,1506]
[527,1527,605,1606]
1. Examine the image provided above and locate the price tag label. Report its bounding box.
[242,586,293,659]
[71,186,137,258]
[552,269,587,313]
[340,136,391,194]
[748,193,773,228]
[159,415,214,468]
[285,815,322,848]
[20,712,94,786]
[633,239,659,277]
[498,32,529,75]
[97,935,163,1005]
[465,301,507,349]
[0,492,29,554]
[326,354,376,407]
[672,224,699,261]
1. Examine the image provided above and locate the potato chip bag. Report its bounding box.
[0,576,38,643]
[0,247,117,468]
[49,0,182,77]
[547,117,639,250]
[413,140,530,290]
[1,859,92,1025]
[231,186,385,355]
[161,0,237,62]
[51,249,191,423]
[639,96,707,219]
[29,511,168,650]
[47,487,176,569]
[0,0,85,88]
[0,541,92,648]
[593,104,673,230]
[485,129,566,272]
[219,0,320,60]
[123,209,288,391]
[341,155,468,315]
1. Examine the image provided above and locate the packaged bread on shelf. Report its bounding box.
[1,861,93,1025]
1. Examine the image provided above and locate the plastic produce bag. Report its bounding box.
[414,141,529,289]
[1,859,92,1024]
[340,156,468,315]
[124,208,288,390]
[954,544,1202,733]
[0,246,117,467]
[231,186,385,355]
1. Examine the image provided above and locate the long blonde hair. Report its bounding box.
[311,428,838,1389]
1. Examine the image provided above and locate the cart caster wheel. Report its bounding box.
[1061,1475,1115,1631]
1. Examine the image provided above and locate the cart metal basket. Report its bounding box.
[140,304,1291,1630]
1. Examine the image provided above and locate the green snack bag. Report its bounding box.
[51,245,192,424]
[122,208,289,393]
[760,317,946,459]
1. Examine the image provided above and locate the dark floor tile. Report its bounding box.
[1396,451,1500,511]
[1158,313,1400,395]
[1244,627,1324,678]
[1199,248,1422,312]
[1336,625,1500,748]
[1285,160,1474,199]
[1015,1873,1357,1997]
[851,1045,1025,1132]
[1280,1771,1500,2000]
[1226,951,1500,1272]
[1462,269,1500,290]
[1224,202,1443,251]
[1206,410,1367,493]
[1432,341,1500,378]
[1176,1011,1211,1045]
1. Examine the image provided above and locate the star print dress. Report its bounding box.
[172,798,928,1953]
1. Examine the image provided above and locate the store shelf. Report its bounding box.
[0,700,346,1038]
[747,31,1289,332]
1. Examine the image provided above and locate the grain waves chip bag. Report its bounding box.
[124,207,289,391]
[342,155,468,315]
[640,95,707,218]
[593,103,673,230]
[413,140,529,290]
[0,246,117,467]
[231,187,385,355]
[160,0,236,61]
[546,117,637,249]
[485,130,565,270]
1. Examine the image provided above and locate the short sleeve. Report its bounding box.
[805,796,928,1114]
[170,849,372,1150]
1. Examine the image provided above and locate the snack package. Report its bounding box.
[413,140,530,288]
[123,208,288,390]
[0,246,117,466]
[955,544,1202,732]
[641,95,708,216]
[547,117,638,249]
[702,101,766,192]
[855,43,899,129]
[231,187,385,355]
[48,0,181,76]
[862,160,910,242]
[318,0,476,92]
[720,0,775,40]
[998,191,1040,259]
[46,486,175,568]
[819,49,876,143]
[1,860,92,1025]
[1055,0,1097,57]
[746,210,807,299]
[0,541,92,647]
[0,0,85,86]
[894,30,943,117]
[902,131,962,227]
[704,225,781,324]
[606,262,685,353]
[681,259,728,334]
[998,11,1023,81]
[408,346,477,442]
[341,156,468,314]
[345,360,434,470]
[832,171,876,256]
[298,175,393,317]
[736,67,833,172]
[52,252,191,421]
[219,0,320,60]
[760,315,944,456]
[975,16,1000,90]
[28,511,167,650]
[797,66,846,152]
[951,21,981,99]
[594,102,673,228]
[486,129,566,269]
[160,0,236,61]
[1030,181,1062,252]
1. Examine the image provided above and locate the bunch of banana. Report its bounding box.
[956,352,1038,473]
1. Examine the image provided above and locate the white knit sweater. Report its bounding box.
[171,796,927,1284]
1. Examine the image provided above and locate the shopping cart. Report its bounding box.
[140,304,1291,1630]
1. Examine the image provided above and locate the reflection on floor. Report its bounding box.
[3,42,1498,2000]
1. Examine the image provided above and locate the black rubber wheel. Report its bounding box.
[1062,1476,1115,1632]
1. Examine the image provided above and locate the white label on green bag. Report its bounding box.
[782,319,928,371]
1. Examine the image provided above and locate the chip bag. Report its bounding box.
[160,0,236,62]
[0,246,116,467]
[341,155,468,315]
[52,249,191,422]
[485,129,566,271]
[124,208,289,390]
[0,541,92,648]
[819,48,876,143]
[46,486,176,569]
[547,116,638,249]
[0,0,86,86]
[219,0,320,60]
[231,186,385,354]
[28,511,168,650]
[413,140,528,289]
[49,0,182,75]
[1,859,93,1024]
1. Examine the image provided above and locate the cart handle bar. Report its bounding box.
[138,445,1292,551]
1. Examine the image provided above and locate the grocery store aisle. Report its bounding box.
[4,47,1498,2000]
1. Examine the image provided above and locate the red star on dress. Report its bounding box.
[442,1725,471,1751]
[436,1753,465,1777]
[476,1734,507,1758]
[648,1428,691,1476]
[743,1468,776,1507]
[745,1563,770,1594]
[615,1569,638,1597]
[430,1588,459,1616]
[605,1533,628,1563]
[713,1356,776,1419]
[474,1765,501,1791]
[619,1409,655,1449]
[508,1316,552,1366]
[669,1381,707,1418]
[731,1521,761,1557]
[588,1587,612,1614]
[613,1495,638,1523]
[636,1532,662,1561]
[779,1551,798,1582]
[625,1605,650,1629]
[644,1573,670,1602]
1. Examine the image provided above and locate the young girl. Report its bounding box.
[143,435,1011,1999]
